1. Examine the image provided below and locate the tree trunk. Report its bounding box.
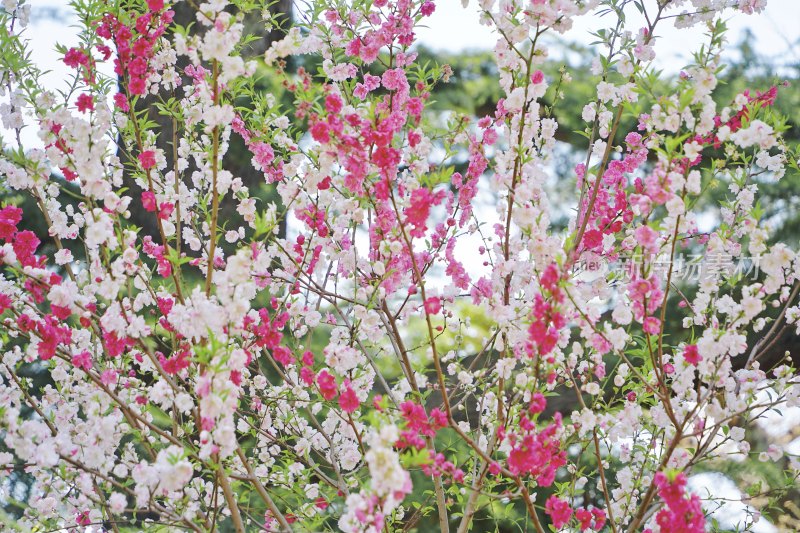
[122,2,292,239]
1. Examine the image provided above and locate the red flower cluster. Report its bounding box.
[527,263,566,358]
[1,206,41,268]
[317,370,337,400]
[405,187,444,238]
[338,382,360,413]
[651,471,706,533]
[231,116,283,182]
[421,451,465,484]
[542,498,607,532]
[579,132,646,254]
[141,189,174,220]
[486,394,567,490]
[0,293,12,315]
[683,344,701,366]
[299,350,316,386]
[72,350,93,371]
[142,235,172,278]
[575,507,607,531]
[250,307,288,349]
[97,2,174,98]
[63,47,96,85]
[76,93,94,113]
[102,330,135,358]
[695,86,779,150]
[504,411,566,484]
[12,231,40,268]
[544,495,572,529]
[138,150,156,170]
[296,205,329,238]
[39,317,72,360]
[159,345,191,375]
[0,205,22,241]
[423,296,441,315]
[395,401,447,449]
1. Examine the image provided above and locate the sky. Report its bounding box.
[416,0,800,73]
[8,0,796,147]
[24,0,800,73]
[15,0,800,119]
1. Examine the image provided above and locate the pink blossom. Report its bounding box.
[71,351,93,371]
[12,230,40,267]
[643,316,661,335]
[635,225,658,252]
[653,471,706,532]
[300,366,315,386]
[128,57,147,76]
[582,228,603,250]
[507,414,565,484]
[310,121,330,143]
[0,205,22,241]
[103,331,129,358]
[142,191,157,212]
[338,384,359,413]
[113,92,130,111]
[251,141,275,170]
[429,408,447,430]
[36,316,71,360]
[683,344,701,365]
[161,349,190,375]
[272,346,293,366]
[76,93,94,113]
[100,369,118,386]
[317,370,337,400]
[423,297,441,315]
[528,393,546,414]
[405,188,434,237]
[129,77,146,95]
[63,48,89,68]
[0,3,790,529]
[540,263,560,292]
[544,495,573,529]
[139,150,156,170]
[575,507,606,531]
[324,93,343,114]
[381,68,408,92]
[0,293,11,315]
[158,202,174,220]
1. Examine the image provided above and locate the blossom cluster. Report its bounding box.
[0,0,798,532]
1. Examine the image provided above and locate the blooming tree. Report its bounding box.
[1,0,799,531]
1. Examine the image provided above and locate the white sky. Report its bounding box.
[25,0,800,69]
[416,0,800,72]
[6,0,800,150]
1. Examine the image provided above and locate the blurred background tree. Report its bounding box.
[124,0,293,241]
